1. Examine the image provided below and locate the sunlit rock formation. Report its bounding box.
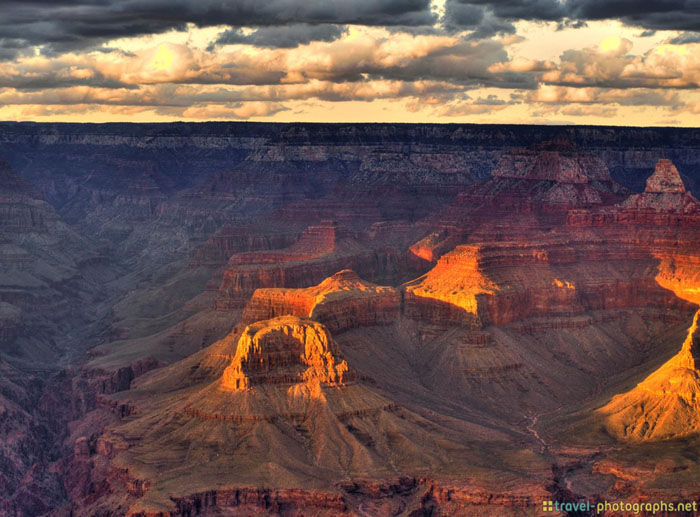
[216,221,378,309]
[242,270,400,333]
[402,237,692,328]
[83,315,531,515]
[403,245,497,327]
[182,316,389,425]
[599,310,700,441]
[221,316,353,391]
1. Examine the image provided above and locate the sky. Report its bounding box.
[1,0,699,126]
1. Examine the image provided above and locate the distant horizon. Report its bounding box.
[2,119,700,130]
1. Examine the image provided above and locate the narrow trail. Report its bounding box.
[525,397,607,516]
[524,405,563,456]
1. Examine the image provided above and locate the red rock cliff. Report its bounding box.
[241,270,400,333]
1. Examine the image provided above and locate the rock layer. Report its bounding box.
[461,142,627,213]
[216,221,380,309]
[242,270,400,333]
[403,237,694,328]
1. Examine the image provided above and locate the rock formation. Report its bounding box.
[0,159,42,198]
[242,270,400,333]
[80,315,536,515]
[183,316,382,423]
[461,142,627,212]
[402,237,694,328]
[0,158,57,232]
[221,316,354,390]
[599,310,700,441]
[190,227,298,268]
[568,159,700,227]
[216,221,379,309]
[403,245,498,327]
[0,302,22,344]
[619,159,700,213]
[646,158,688,193]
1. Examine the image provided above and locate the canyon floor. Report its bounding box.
[1,123,700,516]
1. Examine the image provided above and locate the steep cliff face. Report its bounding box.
[0,159,40,197]
[0,159,59,233]
[403,245,497,327]
[190,227,299,268]
[0,302,22,345]
[216,221,383,309]
[0,160,108,363]
[403,237,693,328]
[0,360,91,517]
[242,270,400,333]
[599,310,700,441]
[493,145,611,183]
[221,316,353,390]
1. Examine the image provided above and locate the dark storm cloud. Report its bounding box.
[211,24,348,49]
[462,0,566,21]
[564,0,700,33]
[669,31,700,44]
[568,0,664,20]
[443,0,700,38]
[0,37,35,61]
[3,0,699,61]
[445,3,485,28]
[443,0,576,38]
[0,76,136,90]
[0,0,435,59]
[443,1,516,38]
[443,0,564,37]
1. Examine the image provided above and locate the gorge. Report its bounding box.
[1,122,700,515]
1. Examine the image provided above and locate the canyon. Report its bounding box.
[0,122,699,515]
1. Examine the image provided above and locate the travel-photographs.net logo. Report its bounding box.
[542,499,699,514]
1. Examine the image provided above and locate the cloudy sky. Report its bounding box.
[1,0,699,125]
